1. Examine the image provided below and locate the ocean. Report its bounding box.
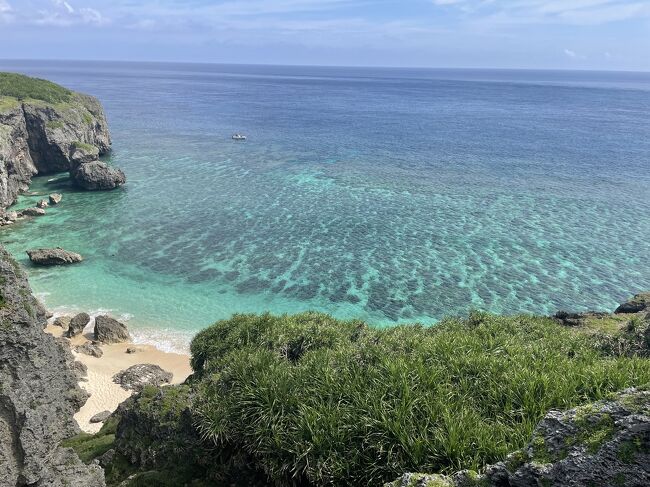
[1,60,649,352]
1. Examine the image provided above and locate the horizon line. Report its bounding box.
[1,57,649,75]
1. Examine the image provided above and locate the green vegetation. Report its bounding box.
[62,418,116,463]
[0,96,20,112]
[186,311,650,486]
[72,140,99,153]
[0,72,72,104]
[46,120,65,130]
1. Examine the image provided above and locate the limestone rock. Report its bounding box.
[0,245,103,486]
[75,341,104,358]
[36,198,48,208]
[49,192,63,204]
[67,312,91,337]
[616,292,650,314]
[386,388,650,487]
[26,247,83,266]
[53,315,72,331]
[90,410,112,424]
[19,207,46,217]
[113,364,173,391]
[94,315,131,343]
[71,160,126,190]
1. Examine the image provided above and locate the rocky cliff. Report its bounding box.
[0,245,105,486]
[0,72,120,209]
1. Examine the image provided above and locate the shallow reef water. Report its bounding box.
[1,61,649,351]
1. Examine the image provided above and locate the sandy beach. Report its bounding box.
[46,323,192,434]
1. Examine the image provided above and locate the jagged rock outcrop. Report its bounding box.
[75,341,104,358]
[26,247,83,266]
[71,160,126,190]
[0,72,123,208]
[616,292,650,314]
[112,364,172,391]
[67,312,91,337]
[386,388,650,487]
[94,315,130,344]
[0,245,105,486]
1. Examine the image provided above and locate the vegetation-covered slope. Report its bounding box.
[0,72,73,104]
[70,309,650,486]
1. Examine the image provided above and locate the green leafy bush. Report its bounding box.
[190,311,650,486]
[0,72,72,104]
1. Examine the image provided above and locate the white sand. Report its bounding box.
[46,324,192,433]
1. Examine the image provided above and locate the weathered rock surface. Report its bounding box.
[112,364,173,391]
[71,160,126,190]
[0,246,104,486]
[94,314,131,343]
[616,292,650,314]
[53,315,72,330]
[18,206,45,217]
[26,247,83,266]
[48,192,62,204]
[386,388,650,487]
[75,341,104,358]
[67,311,91,337]
[89,410,112,424]
[36,198,48,208]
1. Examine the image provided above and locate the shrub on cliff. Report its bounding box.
[187,311,650,486]
[0,72,72,104]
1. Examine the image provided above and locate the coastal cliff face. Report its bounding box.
[0,72,114,209]
[0,246,105,486]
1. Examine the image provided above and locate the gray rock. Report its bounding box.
[386,388,650,487]
[26,247,83,266]
[19,206,46,217]
[0,77,112,211]
[6,210,17,221]
[126,346,138,354]
[53,315,72,331]
[67,312,91,337]
[97,448,115,468]
[49,192,63,205]
[113,364,173,391]
[36,198,48,208]
[75,341,104,358]
[0,246,103,486]
[94,314,131,343]
[616,292,650,314]
[90,410,112,423]
[69,142,100,167]
[71,160,126,190]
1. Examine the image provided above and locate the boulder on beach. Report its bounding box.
[112,363,173,391]
[66,312,91,338]
[89,410,112,424]
[18,207,46,217]
[615,292,650,314]
[126,346,138,354]
[49,193,63,205]
[94,315,131,344]
[71,160,126,190]
[52,315,72,331]
[75,341,103,358]
[26,247,83,266]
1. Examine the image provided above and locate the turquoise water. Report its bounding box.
[1,61,649,351]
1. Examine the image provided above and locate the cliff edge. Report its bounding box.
[0,245,105,486]
[0,72,121,209]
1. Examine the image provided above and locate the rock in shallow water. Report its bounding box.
[26,247,83,266]
[113,363,173,391]
[615,292,650,314]
[94,314,131,343]
[18,207,46,217]
[49,192,63,204]
[72,160,126,190]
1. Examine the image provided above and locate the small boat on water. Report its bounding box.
[232,134,247,141]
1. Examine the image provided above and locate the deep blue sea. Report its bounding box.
[1,60,649,351]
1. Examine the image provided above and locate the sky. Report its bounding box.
[0,0,649,70]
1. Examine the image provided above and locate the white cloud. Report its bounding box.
[33,0,108,26]
[564,48,577,57]
[0,0,14,23]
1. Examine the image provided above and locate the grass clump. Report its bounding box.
[188,311,650,486]
[0,72,72,104]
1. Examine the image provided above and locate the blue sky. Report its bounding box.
[1,0,649,70]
